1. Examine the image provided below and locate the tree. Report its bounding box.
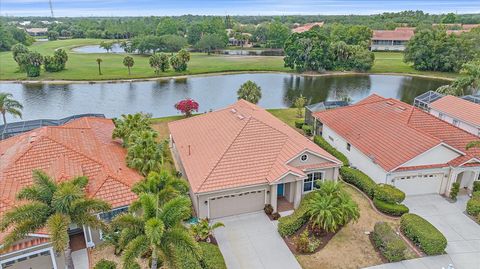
[305,181,359,233]
[174,98,199,117]
[196,33,226,55]
[191,219,224,242]
[132,170,189,204]
[237,80,262,104]
[126,130,165,176]
[11,43,30,71]
[436,60,480,96]
[0,170,111,269]
[100,41,114,53]
[112,113,153,147]
[23,51,43,77]
[441,13,457,24]
[149,53,170,74]
[123,56,135,75]
[96,58,103,75]
[111,194,200,269]
[45,49,68,72]
[160,34,188,52]
[170,49,191,72]
[267,21,290,48]
[284,29,332,72]
[156,17,185,36]
[47,30,59,41]
[0,92,23,125]
[294,95,307,118]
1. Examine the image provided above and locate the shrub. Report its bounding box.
[264,204,273,215]
[467,196,480,217]
[302,124,312,136]
[473,181,480,192]
[473,191,480,199]
[94,259,117,269]
[372,222,407,262]
[450,182,460,201]
[272,212,281,220]
[400,213,447,255]
[199,242,227,269]
[278,191,316,237]
[314,136,349,166]
[294,230,321,253]
[295,120,304,129]
[374,184,406,204]
[373,198,409,216]
[340,167,376,198]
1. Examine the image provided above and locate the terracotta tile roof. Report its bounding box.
[372,29,414,41]
[430,95,480,127]
[0,237,50,255]
[292,22,324,33]
[0,117,143,246]
[169,100,341,193]
[462,24,480,30]
[313,95,480,172]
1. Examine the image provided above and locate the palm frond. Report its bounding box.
[122,235,149,269]
[71,198,111,215]
[51,182,84,214]
[71,176,89,189]
[0,202,50,232]
[466,141,480,150]
[162,227,201,260]
[46,213,70,253]
[0,220,43,250]
[145,218,165,246]
[159,196,191,229]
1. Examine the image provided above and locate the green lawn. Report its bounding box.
[0,39,458,81]
[268,108,300,128]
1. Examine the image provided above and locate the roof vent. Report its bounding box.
[230,109,237,114]
[386,101,395,105]
[237,114,245,120]
[28,132,37,143]
[397,106,406,111]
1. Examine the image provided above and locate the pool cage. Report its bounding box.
[0,114,105,140]
[413,91,444,111]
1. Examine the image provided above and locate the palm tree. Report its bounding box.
[96,58,103,75]
[305,181,359,233]
[112,193,200,269]
[123,56,135,75]
[0,170,111,269]
[0,92,23,125]
[112,113,152,147]
[237,80,262,104]
[131,170,189,205]
[191,219,224,242]
[126,130,164,176]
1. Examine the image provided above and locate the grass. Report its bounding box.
[199,242,227,269]
[268,108,300,128]
[0,39,459,81]
[296,185,417,269]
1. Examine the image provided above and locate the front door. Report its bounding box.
[277,183,285,197]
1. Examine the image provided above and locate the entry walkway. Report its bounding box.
[72,249,89,269]
[214,212,302,269]
[364,194,480,269]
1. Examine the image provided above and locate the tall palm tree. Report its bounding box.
[0,92,23,125]
[112,193,200,269]
[126,130,164,176]
[237,80,262,104]
[131,170,189,205]
[0,170,111,269]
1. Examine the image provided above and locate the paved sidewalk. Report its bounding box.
[72,249,89,269]
[214,212,302,269]
[364,194,480,269]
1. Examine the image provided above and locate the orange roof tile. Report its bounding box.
[372,29,414,41]
[430,95,480,128]
[0,117,143,245]
[169,100,341,193]
[313,95,480,172]
[292,22,324,33]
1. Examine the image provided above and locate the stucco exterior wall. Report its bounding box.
[370,44,406,51]
[400,144,461,167]
[0,243,64,269]
[430,109,479,136]
[288,151,331,166]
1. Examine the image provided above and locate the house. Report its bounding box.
[292,22,324,33]
[371,28,415,51]
[25,28,48,36]
[304,101,349,125]
[168,100,342,219]
[312,94,480,196]
[428,95,480,137]
[0,117,142,269]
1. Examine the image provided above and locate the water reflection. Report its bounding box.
[0,73,448,122]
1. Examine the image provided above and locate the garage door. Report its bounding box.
[394,174,443,195]
[209,190,265,219]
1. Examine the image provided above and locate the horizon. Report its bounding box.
[1,0,480,17]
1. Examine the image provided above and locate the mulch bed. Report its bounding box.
[282,223,336,255]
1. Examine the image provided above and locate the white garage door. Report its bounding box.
[209,190,265,219]
[394,174,443,195]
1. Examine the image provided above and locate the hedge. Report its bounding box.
[295,120,305,129]
[94,260,117,269]
[302,125,313,136]
[400,213,447,255]
[473,181,480,192]
[340,167,377,198]
[373,198,409,216]
[372,222,407,262]
[313,135,350,166]
[374,184,406,204]
[278,192,316,237]
[467,195,480,217]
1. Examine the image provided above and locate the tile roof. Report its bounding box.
[0,117,143,244]
[292,22,324,33]
[372,29,415,41]
[169,100,341,193]
[430,95,480,127]
[313,94,480,172]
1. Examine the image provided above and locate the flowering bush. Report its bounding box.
[175,99,199,117]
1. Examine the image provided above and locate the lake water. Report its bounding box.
[0,73,449,122]
[72,43,125,54]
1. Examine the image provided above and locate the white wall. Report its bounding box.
[430,109,480,136]
[321,124,388,183]
[400,144,461,167]
[370,44,407,51]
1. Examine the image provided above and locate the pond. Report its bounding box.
[72,43,125,54]
[0,73,449,122]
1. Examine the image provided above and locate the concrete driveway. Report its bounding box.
[213,212,302,269]
[365,194,480,269]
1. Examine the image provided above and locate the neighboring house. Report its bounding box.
[371,28,415,51]
[429,95,480,137]
[304,101,349,125]
[168,100,342,219]
[292,22,324,33]
[312,94,480,196]
[25,28,48,36]
[0,117,142,269]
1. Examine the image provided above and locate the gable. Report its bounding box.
[400,144,462,168]
[288,151,333,167]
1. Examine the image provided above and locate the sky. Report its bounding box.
[1,0,479,17]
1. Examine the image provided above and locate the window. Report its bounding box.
[453,119,460,126]
[99,206,129,223]
[303,172,324,192]
[346,143,351,151]
[300,154,308,162]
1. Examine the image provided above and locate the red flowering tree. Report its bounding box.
[174,98,199,117]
